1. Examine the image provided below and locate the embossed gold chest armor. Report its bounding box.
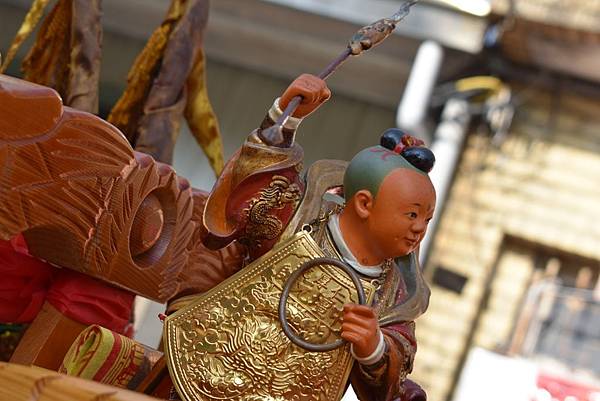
[164,230,375,401]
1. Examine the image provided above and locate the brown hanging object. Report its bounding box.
[21,0,72,96]
[0,0,52,74]
[108,0,223,173]
[185,48,224,175]
[65,0,103,113]
[130,0,212,165]
[107,0,187,142]
[20,0,102,114]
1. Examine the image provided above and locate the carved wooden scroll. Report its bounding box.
[0,75,194,302]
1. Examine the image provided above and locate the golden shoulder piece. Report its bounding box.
[164,230,375,401]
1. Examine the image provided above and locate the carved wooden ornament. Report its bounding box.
[0,75,194,302]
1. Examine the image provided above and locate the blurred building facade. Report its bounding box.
[417,85,600,401]
[416,1,600,400]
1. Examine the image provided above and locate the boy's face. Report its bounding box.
[365,168,436,259]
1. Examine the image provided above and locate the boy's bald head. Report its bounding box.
[343,146,426,201]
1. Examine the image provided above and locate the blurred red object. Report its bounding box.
[536,372,600,401]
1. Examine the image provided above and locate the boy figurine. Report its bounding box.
[189,74,435,401]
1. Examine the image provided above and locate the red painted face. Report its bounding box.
[366,169,436,259]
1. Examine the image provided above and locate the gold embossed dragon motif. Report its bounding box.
[242,175,301,248]
[165,231,375,401]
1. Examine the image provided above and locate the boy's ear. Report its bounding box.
[351,189,374,219]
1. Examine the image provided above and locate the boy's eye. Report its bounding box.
[406,212,418,219]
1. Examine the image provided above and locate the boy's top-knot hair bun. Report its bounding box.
[380,128,435,174]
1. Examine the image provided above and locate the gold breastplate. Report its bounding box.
[164,230,375,401]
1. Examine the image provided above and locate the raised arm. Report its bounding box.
[202,74,330,259]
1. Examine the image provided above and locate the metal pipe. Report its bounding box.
[419,98,471,265]
[396,40,444,144]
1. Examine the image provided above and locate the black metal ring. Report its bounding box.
[278,257,367,352]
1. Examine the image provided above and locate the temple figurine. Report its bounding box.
[0,0,435,398]
[0,68,434,400]
[163,74,435,401]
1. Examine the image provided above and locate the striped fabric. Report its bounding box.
[60,325,157,390]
